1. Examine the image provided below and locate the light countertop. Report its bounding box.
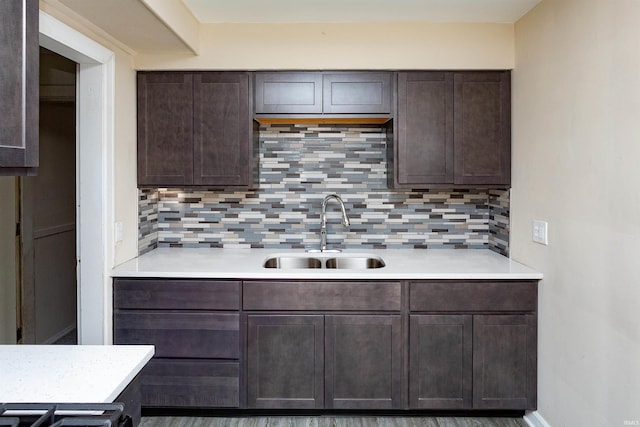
[0,345,154,403]
[112,248,542,280]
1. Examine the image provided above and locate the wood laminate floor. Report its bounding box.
[140,416,525,427]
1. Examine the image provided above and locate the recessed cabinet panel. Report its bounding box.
[454,72,511,185]
[323,72,392,114]
[396,72,454,185]
[473,314,537,409]
[137,73,194,186]
[325,315,402,409]
[194,73,251,186]
[247,315,324,409]
[409,315,472,409]
[255,72,323,114]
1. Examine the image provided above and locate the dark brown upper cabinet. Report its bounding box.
[254,71,392,121]
[137,71,255,187]
[0,0,39,175]
[393,71,511,188]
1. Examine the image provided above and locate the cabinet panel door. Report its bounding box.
[323,72,392,114]
[325,315,402,409]
[114,311,239,359]
[396,72,454,186]
[193,72,252,186]
[409,315,472,409]
[137,72,193,186]
[255,72,323,114]
[473,314,537,409]
[247,315,324,409]
[141,359,239,408]
[0,0,39,173]
[454,72,511,185]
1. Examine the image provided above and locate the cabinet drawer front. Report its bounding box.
[114,279,240,310]
[410,281,537,312]
[243,281,401,311]
[114,311,239,359]
[141,359,239,408]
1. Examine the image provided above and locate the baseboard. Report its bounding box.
[524,411,552,427]
[43,323,77,344]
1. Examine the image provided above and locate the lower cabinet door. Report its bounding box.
[409,315,473,409]
[473,314,537,409]
[141,359,239,408]
[325,315,403,409]
[247,315,324,409]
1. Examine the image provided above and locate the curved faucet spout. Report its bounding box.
[320,194,350,252]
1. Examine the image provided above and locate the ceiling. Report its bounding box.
[52,0,541,54]
[182,0,541,24]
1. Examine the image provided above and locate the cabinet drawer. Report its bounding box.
[114,311,239,359]
[113,279,240,310]
[244,281,401,311]
[141,359,239,408]
[410,281,537,312]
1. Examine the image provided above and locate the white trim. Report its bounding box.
[524,411,553,427]
[39,10,115,345]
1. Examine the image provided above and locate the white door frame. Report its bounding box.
[39,11,115,344]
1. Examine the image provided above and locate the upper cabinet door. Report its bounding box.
[454,71,511,186]
[322,72,392,114]
[137,72,194,186]
[193,72,252,186]
[0,0,39,175]
[255,72,323,114]
[396,72,454,186]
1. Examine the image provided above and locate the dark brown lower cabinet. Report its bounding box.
[140,359,239,408]
[325,315,402,409]
[246,314,402,410]
[246,315,324,409]
[409,315,473,409]
[473,314,537,410]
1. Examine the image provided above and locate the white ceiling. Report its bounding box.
[182,0,541,24]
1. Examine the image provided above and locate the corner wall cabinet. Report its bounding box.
[393,71,511,188]
[0,0,39,175]
[113,277,536,411]
[137,71,256,187]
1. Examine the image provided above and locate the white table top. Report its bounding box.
[112,248,542,280]
[0,345,154,403]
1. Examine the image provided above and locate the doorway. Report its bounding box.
[17,48,78,344]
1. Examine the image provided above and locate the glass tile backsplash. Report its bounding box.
[139,124,509,255]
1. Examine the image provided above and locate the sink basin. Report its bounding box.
[263,254,386,269]
[325,256,386,269]
[263,256,322,269]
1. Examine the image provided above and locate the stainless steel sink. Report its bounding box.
[325,256,386,269]
[263,254,386,269]
[263,256,322,269]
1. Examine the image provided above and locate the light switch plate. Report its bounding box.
[115,221,123,243]
[532,220,548,245]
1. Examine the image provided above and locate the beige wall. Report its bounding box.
[513,0,640,425]
[135,22,514,70]
[0,177,17,344]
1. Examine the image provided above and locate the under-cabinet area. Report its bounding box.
[113,254,538,413]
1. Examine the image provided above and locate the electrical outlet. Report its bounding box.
[532,220,548,245]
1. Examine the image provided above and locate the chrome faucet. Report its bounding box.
[319,194,350,252]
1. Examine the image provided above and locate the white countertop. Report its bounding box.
[0,345,154,403]
[112,248,542,280]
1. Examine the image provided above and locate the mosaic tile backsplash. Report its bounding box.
[139,124,510,255]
